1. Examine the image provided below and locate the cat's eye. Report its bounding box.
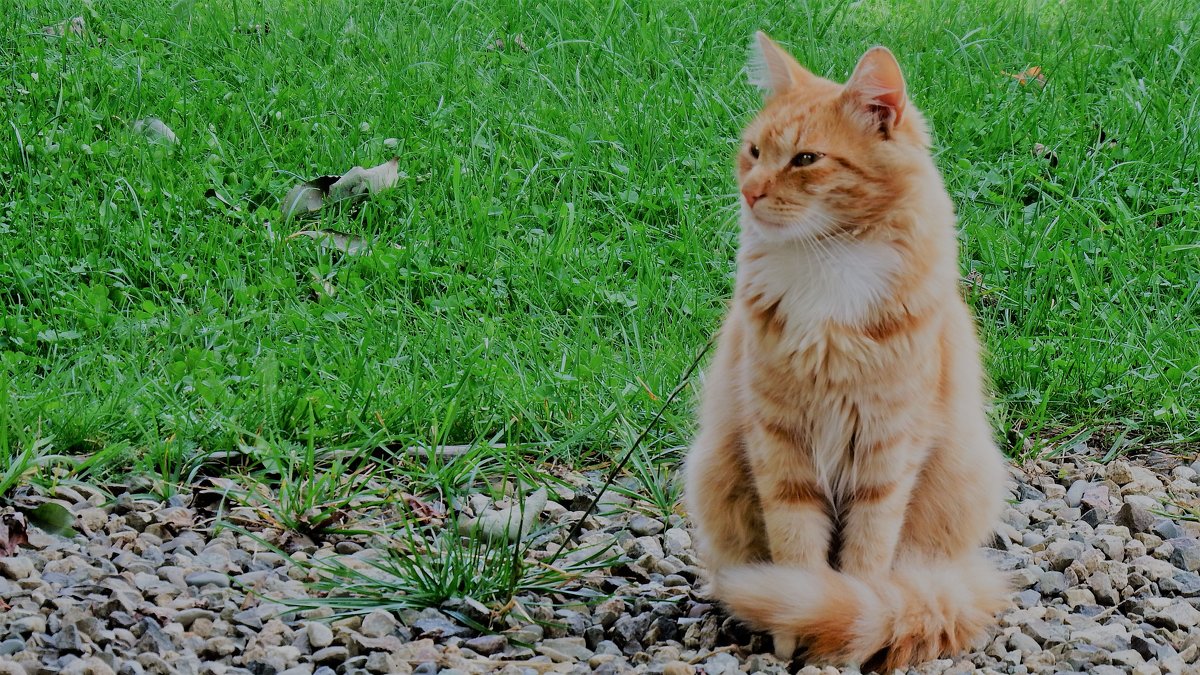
[791,152,823,167]
[748,144,760,159]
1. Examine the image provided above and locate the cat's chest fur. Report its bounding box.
[736,239,903,357]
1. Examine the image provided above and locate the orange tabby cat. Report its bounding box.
[684,33,1010,670]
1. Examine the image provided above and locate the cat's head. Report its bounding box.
[737,32,933,243]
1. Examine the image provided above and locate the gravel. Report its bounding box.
[2,453,1199,674]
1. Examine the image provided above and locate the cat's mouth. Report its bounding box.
[742,203,834,242]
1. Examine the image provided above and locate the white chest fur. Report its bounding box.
[738,237,902,329]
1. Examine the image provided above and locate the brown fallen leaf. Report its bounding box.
[0,512,29,556]
[281,158,399,220]
[287,229,372,256]
[1032,142,1059,168]
[402,493,446,525]
[1003,66,1046,87]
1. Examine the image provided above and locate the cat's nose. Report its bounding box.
[741,187,767,208]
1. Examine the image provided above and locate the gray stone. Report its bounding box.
[464,634,508,655]
[0,557,35,580]
[1168,537,1200,571]
[628,515,664,537]
[703,652,741,675]
[1071,623,1131,651]
[409,608,464,637]
[1065,480,1089,508]
[1115,503,1155,534]
[305,622,333,649]
[359,609,398,638]
[0,639,24,656]
[1153,519,1182,540]
[1014,589,1041,609]
[536,637,593,661]
[184,571,230,588]
[175,608,216,628]
[1025,618,1069,645]
[1046,539,1086,571]
[1007,631,1040,654]
[1160,571,1200,595]
[1037,570,1069,595]
[311,647,349,663]
[1143,599,1200,629]
[664,528,691,556]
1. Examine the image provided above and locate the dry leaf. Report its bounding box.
[458,487,548,542]
[287,229,371,255]
[132,118,178,145]
[204,188,241,212]
[42,17,85,36]
[0,512,28,556]
[402,493,446,525]
[1003,66,1046,86]
[281,159,399,220]
[1032,143,1059,168]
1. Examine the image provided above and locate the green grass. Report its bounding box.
[2,0,1199,480]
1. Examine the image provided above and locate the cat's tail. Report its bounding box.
[715,553,1009,670]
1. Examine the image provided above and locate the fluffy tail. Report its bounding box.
[715,553,1010,671]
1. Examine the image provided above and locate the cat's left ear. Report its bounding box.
[842,46,907,134]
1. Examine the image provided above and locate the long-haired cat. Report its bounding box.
[684,33,1010,670]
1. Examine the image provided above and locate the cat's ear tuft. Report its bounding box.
[747,31,814,95]
[843,46,908,134]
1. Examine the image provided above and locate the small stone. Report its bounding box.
[184,571,230,588]
[1088,572,1119,605]
[1037,571,1068,595]
[1152,519,1182,540]
[702,652,741,675]
[1025,618,1069,645]
[1014,589,1041,609]
[464,634,507,656]
[1065,480,1089,507]
[360,610,398,638]
[1159,571,1200,595]
[1046,540,1086,571]
[312,646,349,663]
[1116,503,1155,534]
[175,608,217,628]
[1007,631,1040,654]
[306,622,333,649]
[0,557,35,579]
[1064,587,1096,607]
[663,528,691,556]
[1168,537,1200,571]
[1144,599,1200,629]
[661,662,694,675]
[628,515,664,536]
[0,639,24,656]
[1106,461,1134,485]
[536,637,593,662]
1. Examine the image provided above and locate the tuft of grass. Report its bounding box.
[289,523,614,622]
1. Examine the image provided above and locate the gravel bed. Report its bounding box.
[2,453,1199,675]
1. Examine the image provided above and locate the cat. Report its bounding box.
[683,32,1011,671]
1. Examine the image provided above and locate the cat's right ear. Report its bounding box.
[747,31,815,96]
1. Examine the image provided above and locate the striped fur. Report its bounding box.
[685,33,1010,669]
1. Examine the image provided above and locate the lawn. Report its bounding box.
[2,0,1198,487]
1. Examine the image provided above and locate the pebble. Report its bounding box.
[183,571,230,588]
[628,514,664,536]
[0,556,35,579]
